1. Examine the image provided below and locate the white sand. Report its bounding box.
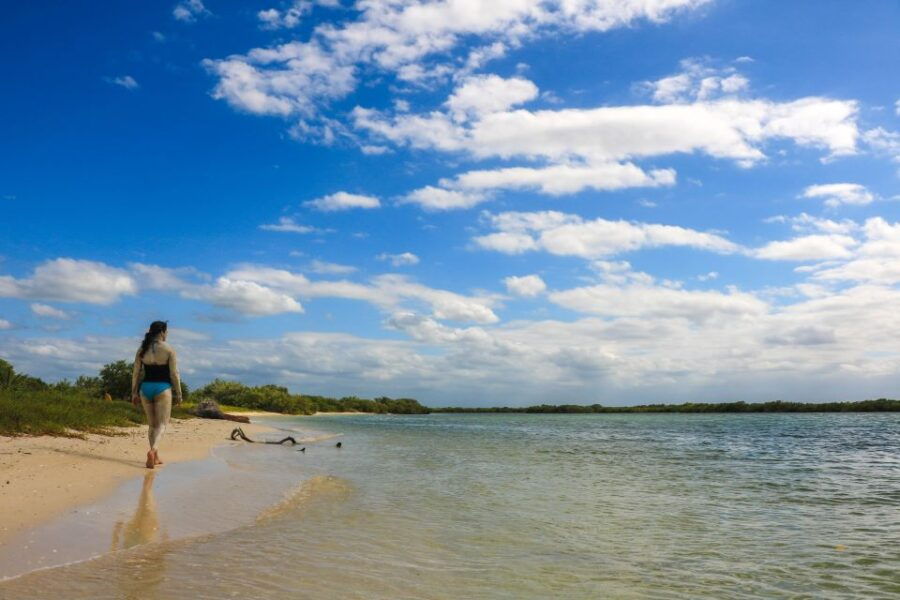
[0,418,274,545]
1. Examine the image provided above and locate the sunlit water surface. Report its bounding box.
[1,413,898,599]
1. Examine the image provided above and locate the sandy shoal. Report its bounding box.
[0,418,273,545]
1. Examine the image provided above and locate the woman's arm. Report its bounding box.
[168,347,183,405]
[131,350,143,405]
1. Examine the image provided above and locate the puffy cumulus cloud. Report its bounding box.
[809,217,900,284]
[862,127,900,163]
[550,282,767,323]
[752,234,858,261]
[131,263,304,317]
[445,75,539,121]
[474,210,739,258]
[258,1,311,29]
[259,217,322,233]
[303,191,380,211]
[503,274,546,297]
[30,303,71,319]
[377,252,420,267]
[0,259,136,305]
[802,183,874,207]
[645,58,749,104]
[225,265,499,324]
[0,319,12,330]
[202,43,356,118]
[443,162,676,196]
[173,0,208,22]
[205,0,709,121]
[184,278,304,316]
[355,96,859,167]
[401,186,486,210]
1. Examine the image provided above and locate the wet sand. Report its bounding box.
[0,418,274,546]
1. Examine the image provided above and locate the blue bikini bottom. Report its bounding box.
[140,381,172,399]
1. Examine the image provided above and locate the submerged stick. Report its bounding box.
[230,427,298,445]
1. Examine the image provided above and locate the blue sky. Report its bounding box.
[2,0,899,405]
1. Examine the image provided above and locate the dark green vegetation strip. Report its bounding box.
[192,379,429,415]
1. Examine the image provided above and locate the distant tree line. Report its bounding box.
[433,399,900,413]
[192,379,429,415]
[0,359,430,415]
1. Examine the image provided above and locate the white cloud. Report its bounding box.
[226,266,499,324]
[185,278,304,316]
[205,0,710,122]
[304,191,380,211]
[260,217,320,233]
[862,127,900,163]
[445,75,539,121]
[646,58,748,104]
[0,259,136,305]
[802,183,874,207]
[0,319,12,330]
[173,0,208,22]
[203,43,356,118]
[770,212,860,235]
[550,282,767,323]
[377,252,420,267]
[402,186,486,210]
[753,234,858,261]
[107,75,139,90]
[355,96,859,166]
[475,210,739,258]
[445,162,676,196]
[258,1,311,29]
[131,263,302,317]
[308,260,357,275]
[809,217,900,284]
[504,274,546,297]
[30,303,71,319]
[896,99,900,116]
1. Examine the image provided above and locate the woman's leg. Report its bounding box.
[140,391,158,468]
[148,389,172,452]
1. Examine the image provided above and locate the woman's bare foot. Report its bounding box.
[153,450,163,465]
[146,450,155,469]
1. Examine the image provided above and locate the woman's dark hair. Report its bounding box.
[139,321,168,358]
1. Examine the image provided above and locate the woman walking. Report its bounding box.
[131,321,182,469]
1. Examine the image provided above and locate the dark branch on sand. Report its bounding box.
[230,427,298,446]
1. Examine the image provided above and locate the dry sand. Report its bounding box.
[0,417,274,545]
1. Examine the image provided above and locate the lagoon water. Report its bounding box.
[1,413,898,599]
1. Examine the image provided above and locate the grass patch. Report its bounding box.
[0,388,194,437]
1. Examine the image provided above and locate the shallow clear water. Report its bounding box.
[2,413,899,599]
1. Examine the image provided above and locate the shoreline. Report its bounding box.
[0,417,274,547]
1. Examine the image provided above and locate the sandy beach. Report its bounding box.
[0,417,275,546]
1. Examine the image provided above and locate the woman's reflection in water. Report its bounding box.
[111,470,171,600]
[112,470,166,550]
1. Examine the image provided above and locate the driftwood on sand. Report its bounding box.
[230,427,299,446]
[194,399,251,423]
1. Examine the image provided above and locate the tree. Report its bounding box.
[0,358,48,392]
[100,360,133,400]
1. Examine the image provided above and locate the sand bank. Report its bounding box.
[0,417,273,546]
